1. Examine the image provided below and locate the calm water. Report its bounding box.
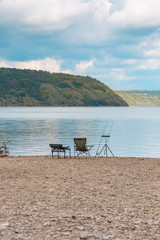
[0,107,160,158]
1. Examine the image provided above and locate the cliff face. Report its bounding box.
[115,90,160,106]
[0,68,128,106]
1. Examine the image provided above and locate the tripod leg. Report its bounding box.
[98,145,105,157]
[107,145,115,157]
[104,144,108,157]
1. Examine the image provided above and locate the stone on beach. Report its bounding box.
[0,155,160,239]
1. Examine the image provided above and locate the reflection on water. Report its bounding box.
[0,107,160,157]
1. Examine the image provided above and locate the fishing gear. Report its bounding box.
[97,135,115,157]
[96,113,116,157]
[96,118,109,156]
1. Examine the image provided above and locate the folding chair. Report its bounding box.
[74,138,93,157]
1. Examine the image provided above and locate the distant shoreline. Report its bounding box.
[115,90,160,106]
[0,105,129,108]
[1,105,160,108]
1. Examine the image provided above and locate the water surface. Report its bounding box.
[0,107,160,158]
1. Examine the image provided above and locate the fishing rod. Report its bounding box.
[96,113,117,157]
[96,118,110,156]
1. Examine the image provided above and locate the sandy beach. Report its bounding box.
[0,155,160,240]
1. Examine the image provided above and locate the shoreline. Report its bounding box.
[1,154,160,160]
[0,156,160,239]
[0,105,159,108]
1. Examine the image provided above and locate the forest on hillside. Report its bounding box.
[0,68,127,106]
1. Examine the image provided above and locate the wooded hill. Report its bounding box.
[0,68,128,106]
[115,90,160,106]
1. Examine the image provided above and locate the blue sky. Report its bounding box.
[0,0,160,90]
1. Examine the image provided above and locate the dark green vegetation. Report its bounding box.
[115,90,160,106]
[0,68,127,106]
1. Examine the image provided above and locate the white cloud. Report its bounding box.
[1,0,160,42]
[75,59,95,74]
[108,68,134,81]
[109,0,160,28]
[138,58,160,70]
[0,57,71,73]
[124,56,160,70]
[0,0,89,30]
[125,59,139,65]
[0,61,11,68]
[26,0,90,30]
[1,0,160,91]
[89,0,111,21]
[0,57,95,75]
[143,38,160,57]
[144,49,160,57]
[124,51,160,70]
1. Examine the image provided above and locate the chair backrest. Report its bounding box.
[74,138,87,151]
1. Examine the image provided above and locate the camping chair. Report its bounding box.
[74,138,93,157]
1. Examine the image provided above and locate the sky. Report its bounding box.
[0,0,160,90]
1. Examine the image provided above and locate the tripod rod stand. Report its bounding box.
[98,135,115,157]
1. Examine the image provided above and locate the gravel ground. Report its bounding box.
[0,155,160,240]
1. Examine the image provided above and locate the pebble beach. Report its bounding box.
[0,155,160,240]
